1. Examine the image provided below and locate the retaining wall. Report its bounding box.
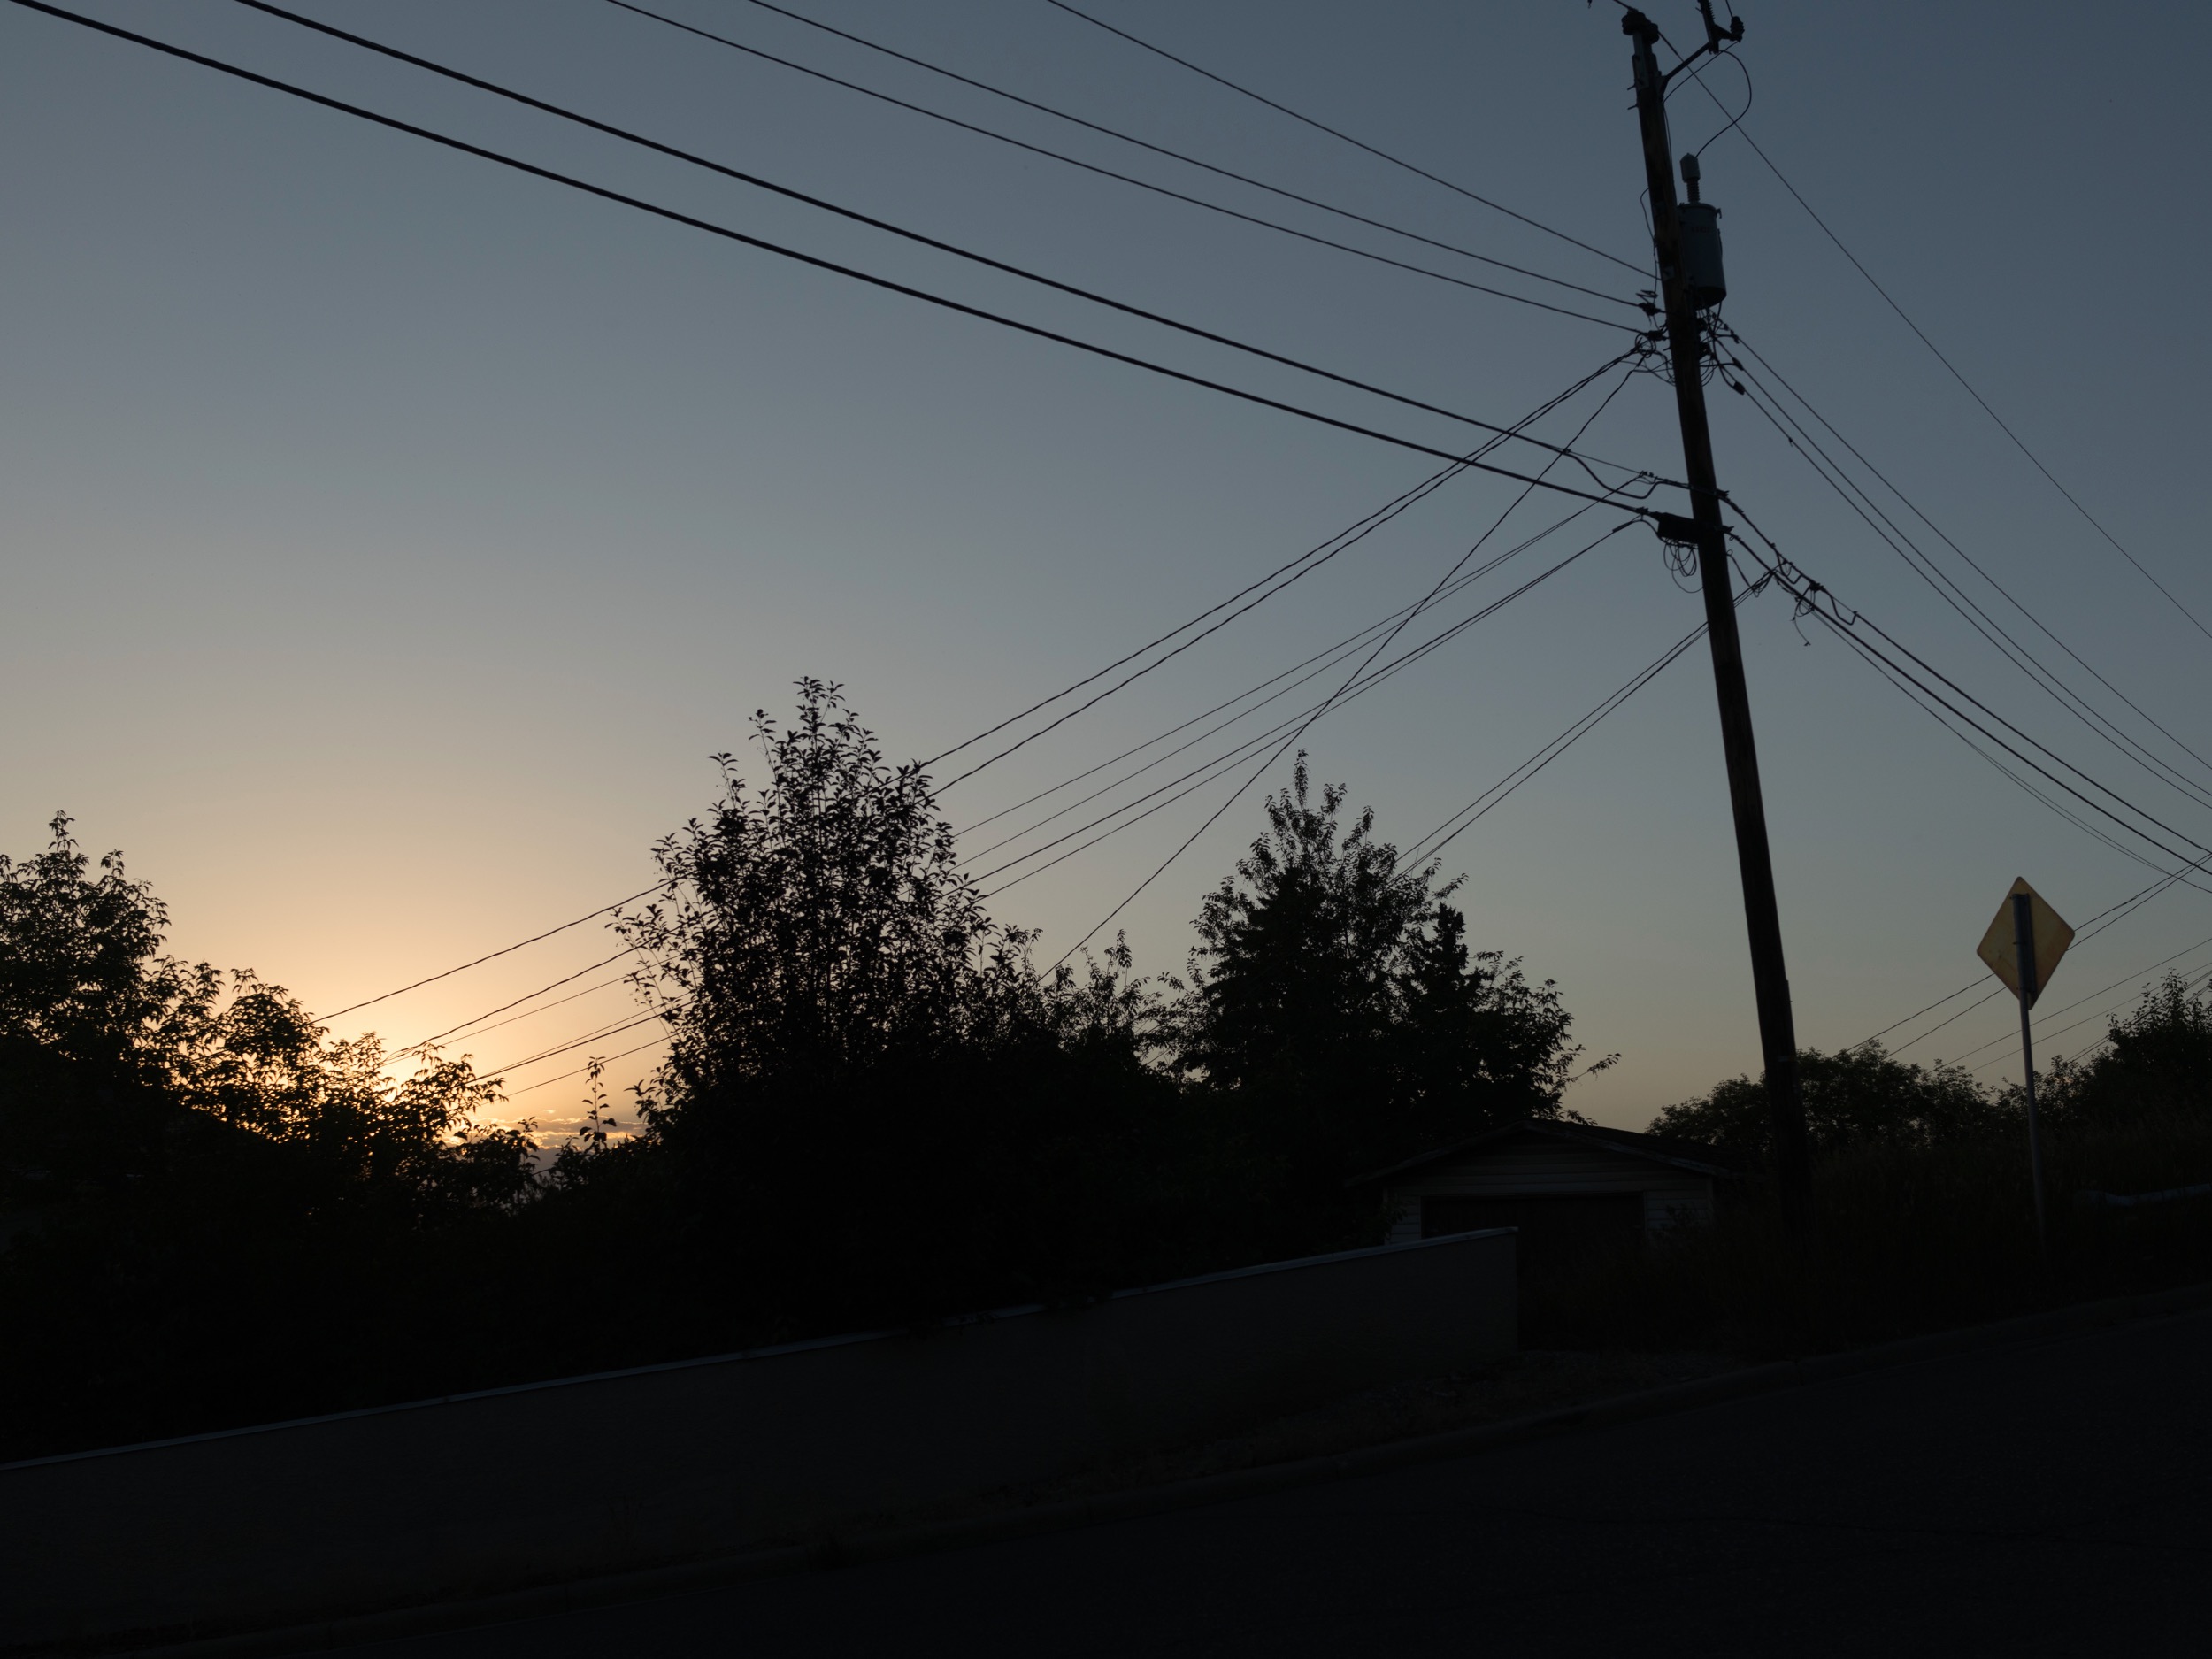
[3,1228,1513,1651]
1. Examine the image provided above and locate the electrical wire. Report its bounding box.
[15,0,1650,514]
[49,4,1687,1010]
[1671,44,1750,157]
[472,1003,672,1080]
[1947,929,2212,1068]
[1725,361,2212,824]
[1722,328,2212,806]
[930,454,1479,777]
[1680,75,2212,642]
[1837,609,2212,899]
[506,1032,672,1096]
[602,0,1643,319]
[929,353,1641,785]
[1394,604,1737,873]
[1907,903,2212,1070]
[973,518,1638,891]
[311,887,660,1021]
[1761,480,2212,885]
[974,518,1631,888]
[1732,361,2212,818]
[1041,382,1646,966]
[956,502,1609,854]
[1724,526,2212,907]
[1731,333,2212,792]
[234,0,1652,482]
[963,632,1444,869]
[2044,956,2212,1074]
[394,958,639,1056]
[1855,980,1996,1048]
[413,500,1618,1079]
[1744,445,2212,880]
[1724,552,2212,1061]
[1819,609,2212,879]
[1842,612,2212,870]
[1882,987,2010,1058]
[672,0,1647,293]
[979,736,1284,898]
[1978,958,2212,1075]
[1035,0,1646,276]
[1855,859,2210,1054]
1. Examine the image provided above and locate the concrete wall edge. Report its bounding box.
[69,1279,2212,1659]
[2,1228,1517,1475]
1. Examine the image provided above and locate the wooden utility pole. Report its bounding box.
[1622,6,1813,1240]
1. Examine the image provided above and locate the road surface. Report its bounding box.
[350,1308,2212,1656]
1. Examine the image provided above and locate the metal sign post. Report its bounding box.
[1977,878,2074,1256]
[2011,892,2047,1252]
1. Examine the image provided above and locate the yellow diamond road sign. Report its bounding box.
[1977,877,2073,1008]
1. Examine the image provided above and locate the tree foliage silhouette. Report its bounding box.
[1171,757,1601,1245]
[0,696,1609,1456]
[0,813,537,1458]
[2039,972,2212,1126]
[1653,1043,2006,1159]
[619,680,1039,1103]
[590,681,1194,1333]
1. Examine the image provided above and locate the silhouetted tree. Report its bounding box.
[589,682,1203,1333]
[0,814,540,1459]
[618,679,1039,1105]
[1176,758,1432,1103]
[0,710,1609,1455]
[1394,899,1605,1150]
[1652,1043,2006,1159]
[2039,972,2212,1126]
[0,811,531,1212]
[1171,758,1601,1244]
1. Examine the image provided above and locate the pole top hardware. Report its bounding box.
[1697,0,1747,50]
[1631,4,1745,83]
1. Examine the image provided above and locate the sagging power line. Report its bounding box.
[602,0,1643,321]
[232,0,1651,480]
[973,518,1641,893]
[639,0,1643,296]
[15,0,1651,520]
[299,365,1640,1034]
[392,952,638,1058]
[1394,608,1739,873]
[930,351,1643,785]
[1863,859,2212,1056]
[1724,524,2212,903]
[311,889,658,1023]
[1947,930,2212,1070]
[1678,73,2212,643]
[956,502,1621,858]
[1036,0,1647,277]
[1040,345,1649,969]
[1718,327,2212,819]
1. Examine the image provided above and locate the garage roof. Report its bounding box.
[1350,1118,1751,1187]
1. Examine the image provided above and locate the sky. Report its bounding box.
[4,0,2208,1134]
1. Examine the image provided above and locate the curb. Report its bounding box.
[67,1279,2212,1657]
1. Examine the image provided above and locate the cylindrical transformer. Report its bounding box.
[1678,201,1726,309]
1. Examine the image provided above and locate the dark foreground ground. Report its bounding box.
[342,1310,2212,1658]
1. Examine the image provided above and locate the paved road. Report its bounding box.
[359,1310,2212,1657]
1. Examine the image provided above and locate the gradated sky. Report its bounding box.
[4,0,2208,1133]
